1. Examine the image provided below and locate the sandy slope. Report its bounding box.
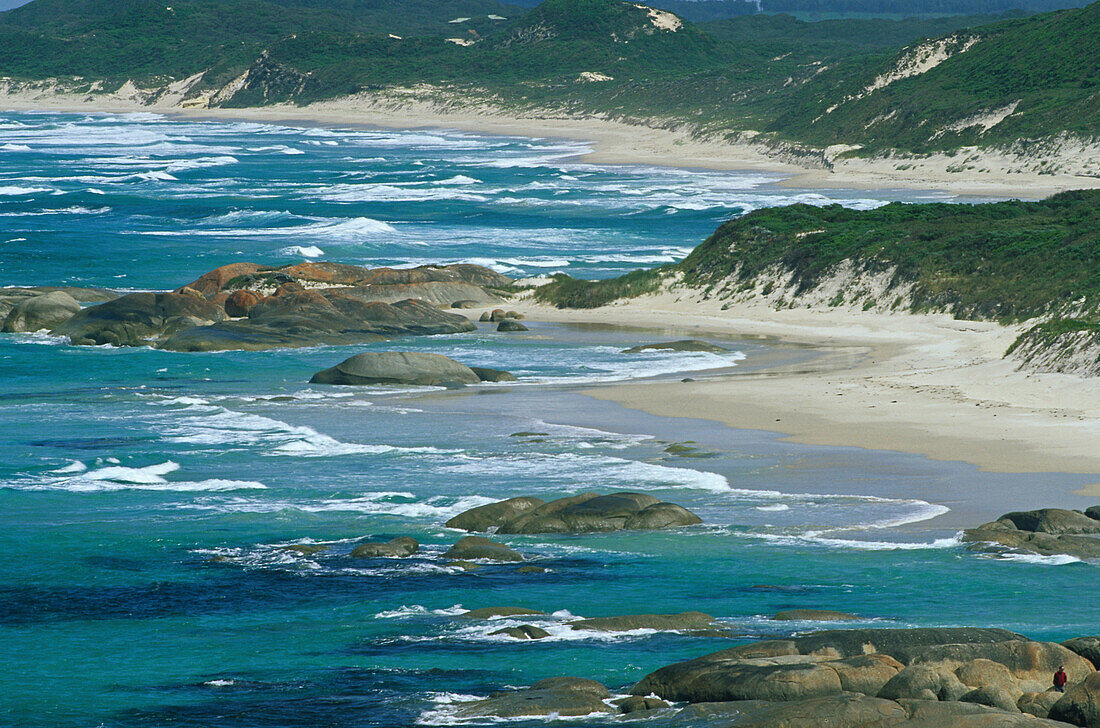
[3,85,1100,198]
[504,291,1100,484]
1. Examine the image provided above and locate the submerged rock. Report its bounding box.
[2,290,81,333]
[570,612,715,632]
[451,677,611,720]
[462,606,546,619]
[447,492,702,534]
[349,537,418,558]
[443,536,524,562]
[772,609,862,621]
[622,339,728,354]
[310,352,481,386]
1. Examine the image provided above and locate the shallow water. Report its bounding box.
[0,111,1096,728]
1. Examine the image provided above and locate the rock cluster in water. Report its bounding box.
[962,507,1100,560]
[0,286,116,333]
[445,492,703,534]
[453,627,1100,726]
[42,261,515,350]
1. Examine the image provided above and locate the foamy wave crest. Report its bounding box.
[987,552,1083,566]
[147,215,396,240]
[280,245,324,258]
[165,155,238,172]
[182,492,497,519]
[152,399,443,458]
[21,460,267,493]
[0,185,52,196]
[1,143,31,151]
[441,451,729,492]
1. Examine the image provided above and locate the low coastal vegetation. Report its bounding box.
[535,190,1100,373]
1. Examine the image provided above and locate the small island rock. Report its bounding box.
[311,352,482,386]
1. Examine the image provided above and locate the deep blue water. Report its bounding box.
[1,111,1096,728]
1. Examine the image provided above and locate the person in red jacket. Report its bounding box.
[1054,666,1068,692]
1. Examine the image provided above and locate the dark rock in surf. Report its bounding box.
[496,319,528,332]
[962,507,1100,560]
[1086,505,1100,521]
[310,352,481,386]
[497,492,703,534]
[616,696,670,714]
[772,609,861,622]
[350,536,418,558]
[445,496,546,531]
[446,492,701,534]
[622,339,728,354]
[470,366,517,382]
[490,625,551,640]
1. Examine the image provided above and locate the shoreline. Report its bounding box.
[501,293,1100,485]
[4,89,1100,198]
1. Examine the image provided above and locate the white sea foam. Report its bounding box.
[375,604,467,619]
[165,155,239,172]
[1,143,31,151]
[0,185,52,195]
[990,552,1083,566]
[756,504,790,512]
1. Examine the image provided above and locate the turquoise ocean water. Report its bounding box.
[1,111,1097,727]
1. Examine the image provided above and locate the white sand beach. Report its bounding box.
[507,292,1100,480]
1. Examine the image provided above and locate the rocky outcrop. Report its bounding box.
[2,290,81,332]
[53,261,509,351]
[349,537,418,558]
[773,609,862,621]
[496,319,528,332]
[443,536,524,562]
[446,492,702,534]
[962,507,1100,560]
[161,294,476,352]
[53,292,227,346]
[622,339,728,354]
[310,352,482,386]
[450,677,611,720]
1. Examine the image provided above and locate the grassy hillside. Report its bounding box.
[772,1,1100,151]
[538,190,1100,326]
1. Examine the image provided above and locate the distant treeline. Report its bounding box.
[510,0,1092,20]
